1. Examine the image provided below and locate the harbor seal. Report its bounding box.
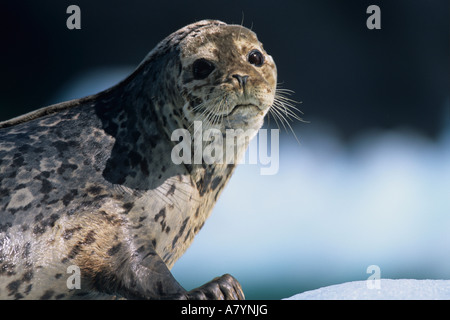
[0,19,279,299]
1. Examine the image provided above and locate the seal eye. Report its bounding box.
[193,58,215,80]
[248,50,264,67]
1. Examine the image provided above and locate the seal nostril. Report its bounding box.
[232,74,249,89]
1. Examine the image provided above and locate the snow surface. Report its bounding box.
[285,279,450,300]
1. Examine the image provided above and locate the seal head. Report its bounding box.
[177,21,277,133]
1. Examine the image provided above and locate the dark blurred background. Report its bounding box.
[0,0,449,300]
[1,0,448,140]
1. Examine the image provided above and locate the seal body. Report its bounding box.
[0,20,277,299]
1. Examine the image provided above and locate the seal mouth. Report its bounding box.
[228,104,260,115]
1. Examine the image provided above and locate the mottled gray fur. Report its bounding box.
[0,20,277,299]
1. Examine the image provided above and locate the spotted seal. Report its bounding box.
[0,20,280,299]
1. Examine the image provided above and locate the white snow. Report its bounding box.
[285,279,450,300]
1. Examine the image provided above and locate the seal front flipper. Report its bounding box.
[114,245,244,300]
[107,244,188,299]
[171,274,245,300]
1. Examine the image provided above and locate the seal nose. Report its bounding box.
[232,74,249,89]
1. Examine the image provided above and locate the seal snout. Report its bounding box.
[232,74,249,90]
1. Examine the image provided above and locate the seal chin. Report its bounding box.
[222,104,265,131]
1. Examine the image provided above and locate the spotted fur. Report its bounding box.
[0,20,277,299]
